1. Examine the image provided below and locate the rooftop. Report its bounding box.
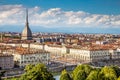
[0,54,13,57]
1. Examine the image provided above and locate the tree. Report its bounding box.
[20,63,55,80]
[111,66,120,78]
[0,71,5,80]
[72,64,84,78]
[72,64,92,79]
[10,78,18,80]
[83,65,93,76]
[86,70,102,80]
[117,76,120,80]
[24,64,34,72]
[60,69,72,80]
[74,70,86,80]
[100,66,117,80]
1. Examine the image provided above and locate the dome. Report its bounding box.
[21,23,32,40]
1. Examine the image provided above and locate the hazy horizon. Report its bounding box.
[0,25,120,34]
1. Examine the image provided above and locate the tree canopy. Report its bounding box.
[9,64,55,80]
[20,64,55,80]
[60,69,72,80]
[74,70,86,80]
[72,64,92,80]
[60,64,120,80]
[4,64,120,80]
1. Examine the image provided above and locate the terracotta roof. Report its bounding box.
[0,54,13,57]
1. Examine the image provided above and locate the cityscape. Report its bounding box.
[0,0,120,80]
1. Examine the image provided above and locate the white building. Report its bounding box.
[13,49,50,68]
[2,42,120,63]
[0,45,50,68]
[110,48,120,59]
[44,45,62,56]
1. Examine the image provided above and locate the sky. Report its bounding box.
[0,0,120,33]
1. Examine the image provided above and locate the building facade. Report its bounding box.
[13,50,50,68]
[0,54,14,69]
[2,42,120,63]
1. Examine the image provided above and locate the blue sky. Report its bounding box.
[0,0,120,33]
[1,0,120,15]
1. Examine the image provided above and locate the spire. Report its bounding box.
[26,9,28,27]
[21,8,32,40]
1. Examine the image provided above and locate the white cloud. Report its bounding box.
[0,5,120,28]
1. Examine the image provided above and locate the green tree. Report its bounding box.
[72,64,92,79]
[74,70,86,80]
[10,78,18,80]
[86,70,103,80]
[24,64,34,72]
[60,69,72,80]
[117,76,120,80]
[0,71,5,80]
[84,65,93,76]
[72,65,84,78]
[111,66,120,78]
[100,66,117,80]
[20,63,55,80]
